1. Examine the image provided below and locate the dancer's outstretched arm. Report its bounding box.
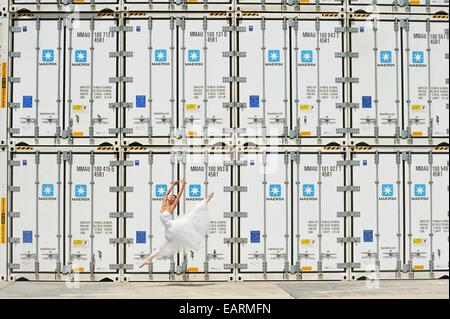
[139,238,170,268]
[205,192,215,204]
[169,179,186,211]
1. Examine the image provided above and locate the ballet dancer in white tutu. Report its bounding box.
[139,179,214,268]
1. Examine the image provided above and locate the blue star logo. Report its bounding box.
[381,184,394,197]
[155,184,168,198]
[189,184,202,198]
[74,184,88,198]
[269,184,282,197]
[379,50,392,64]
[75,50,87,63]
[267,50,280,63]
[188,50,200,63]
[302,184,315,197]
[414,184,426,197]
[154,49,167,62]
[42,49,55,62]
[412,51,424,64]
[41,184,54,197]
[301,50,313,63]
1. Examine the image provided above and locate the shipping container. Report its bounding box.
[8,16,119,145]
[237,16,345,141]
[10,0,118,4]
[0,16,6,144]
[0,150,7,281]
[236,0,342,4]
[123,16,232,141]
[349,17,449,142]
[348,0,449,7]
[123,148,233,280]
[7,149,120,281]
[237,149,347,280]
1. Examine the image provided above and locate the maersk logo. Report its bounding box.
[73,184,89,201]
[188,184,202,200]
[153,49,169,65]
[73,50,88,66]
[40,183,56,200]
[186,49,202,65]
[40,49,56,65]
[413,184,427,199]
[267,184,283,201]
[299,50,315,66]
[267,50,281,63]
[379,50,392,64]
[154,184,168,199]
[379,183,396,200]
[300,184,317,200]
[410,51,425,67]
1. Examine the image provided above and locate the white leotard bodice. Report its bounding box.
[160,211,172,228]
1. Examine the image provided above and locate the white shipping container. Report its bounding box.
[238,151,345,276]
[11,0,118,4]
[124,150,233,276]
[237,0,342,4]
[237,18,344,139]
[0,150,7,281]
[124,18,232,139]
[349,0,448,6]
[7,150,119,278]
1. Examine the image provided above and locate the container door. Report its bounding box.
[350,20,401,138]
[124,152,175,274]
[406,152,449,273]
[10,153,63,274]
[179,151,233,274]
[239,152,291,273]
[352,152,404,273]
[293,153,345,274]
[65,19,118,140]
[124,19,175,138]
[66,153,118,274]
[179,19,232,139]
[403,20,449,139]
[10,19,63,139]
[292,19,344,139]
[349,0,447,5]
[238,19,290,139]
[237,0,341,4]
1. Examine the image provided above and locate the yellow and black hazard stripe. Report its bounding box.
[242,145,259,151]
[127,146,147,151]
[210,13,227,17]
[355,145,372,151]
[353,13,370,18]
[322,13,339,17]
[129,13,146,17]
[211,145,228,151]
[434,146,449,151]
[17,13,34,17]
[97,13,114,17]
[242,13,259,17]
[324,145,340,151]
[15,146,33,151]
[97,146,114,151]
[432,15,448,20]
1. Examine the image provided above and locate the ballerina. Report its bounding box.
[139,179,214,268]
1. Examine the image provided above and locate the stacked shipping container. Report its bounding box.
[0,0,448,282]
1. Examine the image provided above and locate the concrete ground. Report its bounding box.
[0,280,448,299]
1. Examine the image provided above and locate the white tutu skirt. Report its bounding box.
[159,201,209,256]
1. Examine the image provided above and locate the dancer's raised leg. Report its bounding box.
[138,238,170,268]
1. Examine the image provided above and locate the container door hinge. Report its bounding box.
[337,211,361,218]
[336,102,359,109]
[109,128,133,134]
[335,27,359,33]
[8,77,21,83]
[224,238,248,244]
[223,76,246,83]
[223,186,247,192]
[10,26,22,33]
[8,212,20,218]
[335,77,359,83]
[222,51,246,58]
[224,160,247,166]
[335,52,359,58]
[336,128,360,134]
[8,263,20,270]
[337,160,360,167]
[7,160,20,166]
[110,26,134,32]
[109,76,133,83]
[109,51,134,58]
[109,212,134,219]
[223,263,248,270]
[337,237,361,243]
[223,212,248,218]
[9,52,21,58]
[109,238,134,245]
[8,128,20,134]
[8,102,20,109]
[223,102,246,109]
[8,237,20,244]
[337,262,361,269]
[8,186,20,192]
[337,186,360,192]
[223,26,246,32]
[110,160,134,167]
[110,186,134,193]
[109,264,133,270]
[109,102,133,109]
